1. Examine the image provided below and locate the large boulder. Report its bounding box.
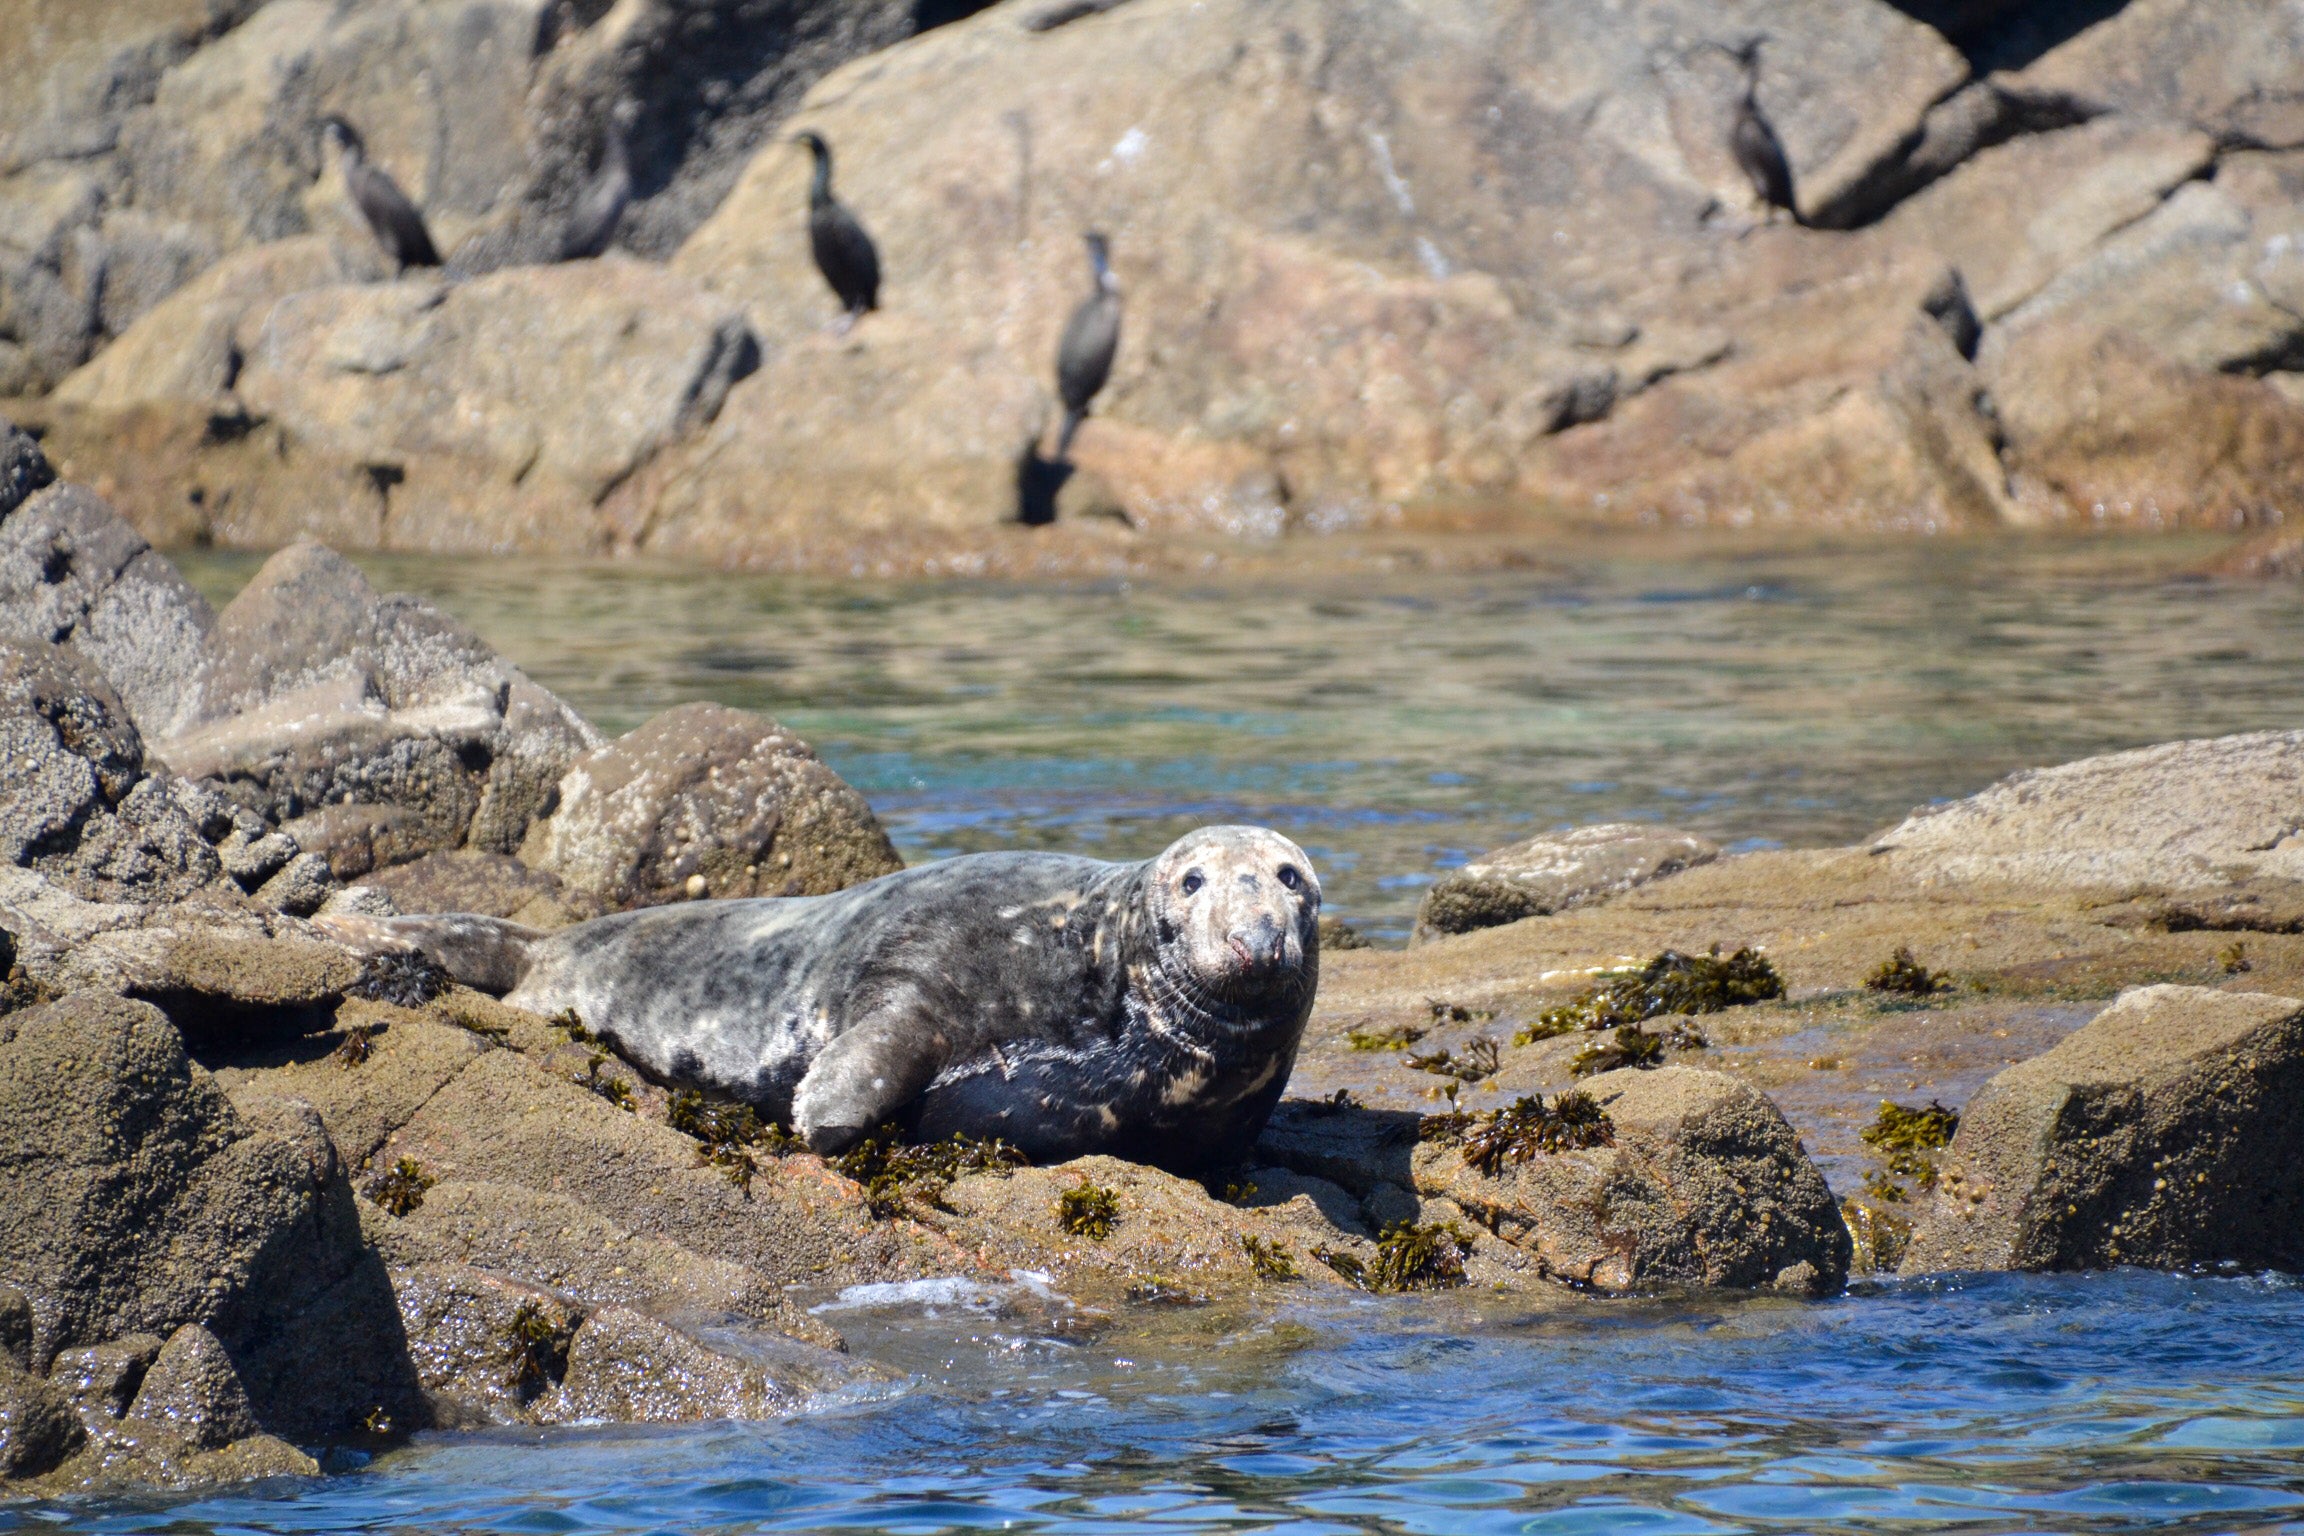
[0,991,420,1440]
[156,540,600,875]
[1870,731,2304,902]
[522,701,902,908]
[1414,823,1719,942]
[1412,1068,1850,1294]
[2008,0,2304,146]
[1902,986,2304,1275]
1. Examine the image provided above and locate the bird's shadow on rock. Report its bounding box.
[1014,444,1073,527]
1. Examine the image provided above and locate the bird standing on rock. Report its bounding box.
[560,99,637,261]
[1723,41,1798,225]
[1054,231,1121,459]
[793,131,879,332]
[319,115,442,275]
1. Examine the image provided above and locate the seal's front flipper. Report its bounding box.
[793,1019,950,1155]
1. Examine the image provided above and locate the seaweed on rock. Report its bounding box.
[1241,1234,1298,1280]
[1317,1222,1472,1292]
[368,1156,436,1216]
[1865,947,1949,996]
[835,1128,1029,1219]
[1569,1025,1664,1076]
[1404,1035,1501,1081]
[1449,1091,1615,1173]
[1056,1178,1120,1239]
[1515,946,1782,1045]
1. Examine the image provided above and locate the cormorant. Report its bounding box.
[1724,42,1798,224]
[1053,231,1120,459]
[560,99,636,261]
[792,131,879,331]
[319,115,442,274]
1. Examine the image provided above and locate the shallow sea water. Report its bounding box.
[177,534,2304,943]
[47,533,2293,1536]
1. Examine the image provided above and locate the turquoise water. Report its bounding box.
[22,1272,2304,1534]
[181,535,2304,942]
[79,534,2303,1534]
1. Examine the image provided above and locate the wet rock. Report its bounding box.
[0,481,218,738]
[46,1334,163,1419]
[157,540,599,874]
[1414,823,1720,942]
[522,701,901,908]
[1870,730,2304,901]
[121,1324,257,1450]
[0,1359,83,1479]
[536,1306,817,1424]
[0,990,416,1437]
[1902,986,2304,1275]
[2210,529,2304,580]
[1409,1068,1849,1294]
[0,1287,30,1370]
[390,1263,582,1424]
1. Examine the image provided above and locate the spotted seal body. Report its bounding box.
[330,827,1319,1172]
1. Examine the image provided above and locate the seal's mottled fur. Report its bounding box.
[325,826,1320,1172]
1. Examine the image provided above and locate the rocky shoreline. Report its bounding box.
[4,0,2304,574]
[4,424,2302,1492]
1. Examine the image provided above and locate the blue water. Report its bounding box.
[23,1272,2304,1534]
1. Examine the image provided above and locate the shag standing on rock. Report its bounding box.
[793,131,879,331]
[320,115,442,274]
[1724,41,1798,224]
[1054,231,1121,459]
[560,99,636,261]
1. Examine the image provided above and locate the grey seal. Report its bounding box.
[323,825,1320,1173]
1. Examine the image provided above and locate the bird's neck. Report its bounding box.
[1092,258,1118,297]
[808,155,833,205]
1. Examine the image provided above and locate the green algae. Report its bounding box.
[667,1089,804,1194]
[2221,940,2253,974]
[368,1156,435,1217]
[548,1007,594,1043]
[1515,946,1783,1046]
[1842,1197,1912,1273]
[1347,1022,1428,1052]
[1866,947,1949,996]
[1863,1099,1958,1153]
[573,1051,635,1112]
[1056,1178,1120,1240]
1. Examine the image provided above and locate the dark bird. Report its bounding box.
[793,131,879,331]
[1053,231,1121,459]
[1724,42,1798,224]
[560,99,636,261]
[319,115,441,274]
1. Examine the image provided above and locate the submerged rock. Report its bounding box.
[1414,823,1720,942]
[1901,985,2304,1276]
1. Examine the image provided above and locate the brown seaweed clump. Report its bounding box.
[834,1129,1030,1219]
[1056,1178,1121,1240]
[1842,1198,1913,1273]
[1866,947,1949,996]
[1516,945,1782,1045]
[1860,1099,1959,1205]
[334,1021,379,1067]
[1569,1025,1665,1077]
[504,1300,569,1400]
[1316,1221,1473,1292]
[1449,1091,1615,1173]
[573,1051,636,1112]
[1241,1234,1298,1280]
[668,1089,804,1193]
[1404,1035,1501,1081]
[368,1156,436,1217]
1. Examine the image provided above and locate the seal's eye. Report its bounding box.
[1277,865,1302,890]
[1181,870,1204,896]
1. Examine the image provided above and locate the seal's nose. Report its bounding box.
[1228,917,1288,970]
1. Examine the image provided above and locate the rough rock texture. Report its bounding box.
[0,991,419,1437]
[1902,986,2304,1275]
[0,0,918,396]
[1870,731,2304,901]
[120,1323,258,1450]
[1267,1069,1848,1294]
[536,1305,816,1424]
[0,1360,83,1479]
[0,480,217,738]
[1414,823,1720,942]
[157,540,600,875]
[390,1262,584,1424]
[358,849,600,929]
[522,701,902,908]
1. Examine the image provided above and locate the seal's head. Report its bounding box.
[1145,825,1321,1010]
